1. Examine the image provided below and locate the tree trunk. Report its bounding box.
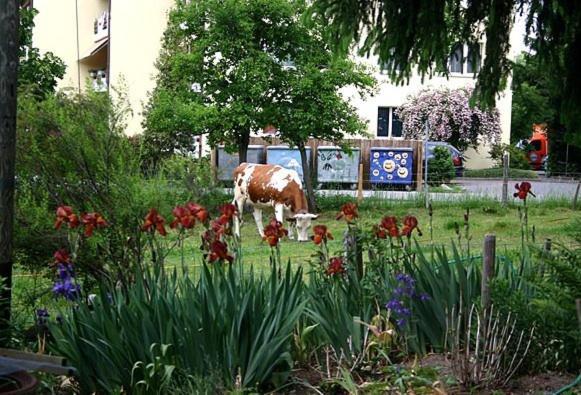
[298,143,316,213]
[0,0,19,340]
[238,131,250,164]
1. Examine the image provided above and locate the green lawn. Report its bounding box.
[161,199,581,269]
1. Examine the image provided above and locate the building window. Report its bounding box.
[466,44,481,73]
[379,59,402,75]
[448,43,481,74]
[377,107,403,138]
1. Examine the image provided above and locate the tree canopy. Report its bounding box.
[309,0,581,142]
[143,0,304,164]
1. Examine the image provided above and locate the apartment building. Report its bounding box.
[32,0,174,136]
[32,1,518,168]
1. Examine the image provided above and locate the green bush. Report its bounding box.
[428,146,455,185]
[489,143,531,170]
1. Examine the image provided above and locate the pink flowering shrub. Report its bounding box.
[396,87,501,151]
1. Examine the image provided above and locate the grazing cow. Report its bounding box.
[232,163,318,241]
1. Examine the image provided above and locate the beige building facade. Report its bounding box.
[32,1,518,168]
[32,0,174,135]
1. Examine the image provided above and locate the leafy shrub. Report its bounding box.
[50,263,305,393]
[490,143,531,170]
[428,146,455,185]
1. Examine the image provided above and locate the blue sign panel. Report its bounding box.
[266,146,312,179]
[370,147,413,185]
[317,146,360,183]
[217,145,265,181]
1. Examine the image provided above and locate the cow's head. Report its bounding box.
[292,213,318,241]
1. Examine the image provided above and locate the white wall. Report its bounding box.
[109,0,174,136]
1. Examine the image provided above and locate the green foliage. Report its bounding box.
[404,244,481,354]
[19,7,66,98]
[510,55,556,143]
[427,146,455,186]
[489,144,531,170]
[143,0,302,163]
[308,0,581,138]
[50,262,306,393]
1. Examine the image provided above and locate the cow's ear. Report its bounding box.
[308,214,319,220]
[286,217,297,223]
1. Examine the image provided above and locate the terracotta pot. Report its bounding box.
[0,371,38,395]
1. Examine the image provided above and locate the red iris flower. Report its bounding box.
[373,225,387,239]
[208,240,233,263]
[210,219,229,237]
[170,205,196,230]
[218,203,238,224]
[311,224,333,245]
[380,216,400,237]
[401,215,422,237]
[142,208,167,236]
[186,202,209,223]
[336,202,358,222]
[263,219,288,247]
[53,249,70,264]
[326,257,345,276]
[54,206,79,230]
[81,212,108,237]
[514,182,535,201]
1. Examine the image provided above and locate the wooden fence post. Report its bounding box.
[356,163,363,204]
[416,142,424,192]
[501,151,509,205]
[482,234,496,314]
[573,181,580,210]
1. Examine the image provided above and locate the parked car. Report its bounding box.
[424,141,464,177]
[527,129,549,170]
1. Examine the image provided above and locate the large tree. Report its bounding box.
[308,0,581,142]
[143,0,301,164]
[273,19,375,211]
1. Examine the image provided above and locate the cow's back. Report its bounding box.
[233,163,305,211]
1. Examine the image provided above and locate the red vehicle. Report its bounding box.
[527,124,549,170]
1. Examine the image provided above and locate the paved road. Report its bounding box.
[315,178,579,201]
[456,179,579,200]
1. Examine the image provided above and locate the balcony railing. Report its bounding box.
[94,11,109,42]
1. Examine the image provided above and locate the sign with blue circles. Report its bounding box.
[370,147,413,185]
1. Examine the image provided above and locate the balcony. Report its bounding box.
[94,11,109,42]
[90,69,108,92]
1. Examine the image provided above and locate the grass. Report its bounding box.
[463,167,539,179]
[158,198,581,268]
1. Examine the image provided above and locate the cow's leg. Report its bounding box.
[253,207,264,237]
[233,197,244,238]
[282,207,296,240]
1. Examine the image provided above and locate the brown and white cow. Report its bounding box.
[232,163,318,241]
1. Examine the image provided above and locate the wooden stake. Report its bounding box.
[482,234,496,313]
[357,163,363,203]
